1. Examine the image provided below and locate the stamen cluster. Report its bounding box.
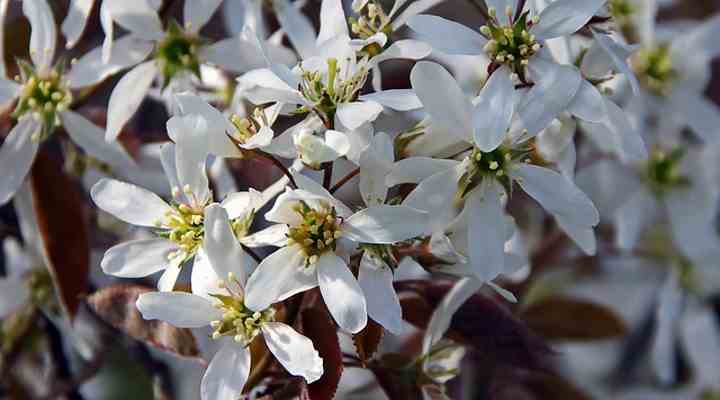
[210,273,276,346]
[230,108,269,144]
[643,147,689,196]
[298,58,369,120]
[349,0,391,56]
[157,200,205,259]
[156,21,201,85]
[287,201,342,264]
[481,11,540,74]
[633,45,677,97]
[458,146,521,198]
[12,62,72,141]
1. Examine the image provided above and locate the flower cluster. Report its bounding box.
[1,0,720,399]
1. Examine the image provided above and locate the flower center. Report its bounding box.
[349,0,391,56]
[643,147,689,195]
[633,44,677,97]
[157,202,205,259]
[297,58,369,121]
[12,62,72,141]
[210,273,275,346]
[156,21,201,84]
[609,0,635,19]
[287,201,342,264]
[230,107,268,145]
[481,11,540,74]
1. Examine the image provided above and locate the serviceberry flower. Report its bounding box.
[0,0,141,205]
[243,173,429,333]
[99,0,296,142]
[91,114,283,291]
[137,205,322,400]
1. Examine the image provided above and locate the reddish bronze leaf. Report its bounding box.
[352,318,384,366]
[30,150,89,320]
[87,284,202,361]
[302,307,342,400]
[521,295,628,341]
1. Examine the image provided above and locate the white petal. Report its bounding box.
[518,59,582,136]
[669,90,720,143]
[359,90,422,111]
[566,79,605,124]
[201,342,250,400]
[61,0,94,48]
[201,35,269,74]
[407,15,486,55]
[613,188,656,251]
[3,238,32,277]
[467,183,506,282]
[359,132,394,205]
[244,245,318,311]
[317,253,367,333]
[473,66,515,151]
[220,190,262,220]
[292,172,354,217]
[136,291,220,328]
[665,186,720,263]
[514,164,599,227]
[106,61,157,142]
[237,68,305,105]
[485,0,512,14]
[403,166,463,233]
[0,118,40,206]
[104,0,164,40]
[681,309,720,385]
[601,97,648,163]
[184,0,223,32]
[370,40,431,65]
[191,249,223,299]
[411,61,473,143]
[23,0,56,69]
[157,258,183,292]
[262,322,324,382]
[67,35,153,89]
[100,238,178,278]
[422,277,482,354]
[555,214,597,256]
[204,204,250,287]
[61,111,137,172]
[590,29,640,95]
[166,114,212,206]
[272,0,317,59]
[343,205,429,244]
[240,224,290,248]
[386,157,458,186]
[532,0,605,40]
[390,0,444,30]
[0,78,20,108]
[173,93,240,158]
[336,101,383,130]
[91,178,173,227]
[317,0,348,45]
[651,272,683,385]
[358,253,403,334]
[0,276,30,318]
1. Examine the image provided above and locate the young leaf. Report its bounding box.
[353,318,384,367]
[521,295,628,341]
[302,307,342,400]
[29,150,89,320]
[87,284,202,361]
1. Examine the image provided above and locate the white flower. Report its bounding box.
[91,114,283,291]
[389,62,598,283]
[100,0,296,142]
[136,205,323,400]
[0,0,139,205]
[408,0,612,136]
[244,173,429,333]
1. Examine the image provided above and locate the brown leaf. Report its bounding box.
[87,284,202,360]
[30,150,89,320]
[521,295,628,341]
[490,369,593,400]
[396,280,552,371]
[302,307,342,400]
[353,318,384,366]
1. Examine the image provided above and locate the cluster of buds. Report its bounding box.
[12,61,72,141]
[643,147,689,196]
[297,58,369,120]
[287,200,342,265]
[632,44,678,97]
[156,20,202,86]
[480,9,541,74]
[210,273,276,346]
